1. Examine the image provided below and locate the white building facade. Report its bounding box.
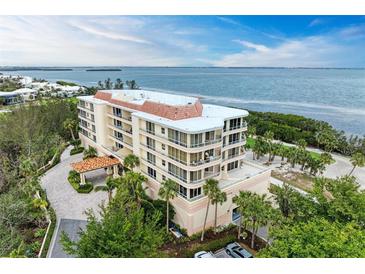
[77,89,271,235]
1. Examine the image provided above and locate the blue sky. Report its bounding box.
[1,16,365,67]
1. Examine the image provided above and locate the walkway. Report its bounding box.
[40,145,108,220]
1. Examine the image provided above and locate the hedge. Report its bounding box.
[67,170,93,194]
[70,146,84,156]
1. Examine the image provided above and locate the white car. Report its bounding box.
[194,251,215,258]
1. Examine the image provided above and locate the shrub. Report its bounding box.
[70,139,81,146]
[70,146,84,155]
[67,170,93,193]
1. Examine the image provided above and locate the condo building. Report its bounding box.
[77,89,271,235]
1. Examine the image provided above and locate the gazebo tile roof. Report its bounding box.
[71,156,120,173]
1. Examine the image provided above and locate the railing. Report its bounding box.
[190,171,220,184]
[224,122,248,132]
[223,138,246,147]
[189,155,220,166]
[168,170,187,183]
[79,113,95,122]
[111,112,132,122]
[190,138,222,148]
[168,137,188,147]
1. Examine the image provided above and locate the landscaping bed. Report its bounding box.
[67,170,93,194]
[272,170,314,192]
[161,226,261,258]
[70,146,84,156]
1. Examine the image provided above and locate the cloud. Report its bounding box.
[339,24,365,39]
[68,21,152,44]
[212,36,343,67]
[308,18,326,27]
[216,16,241,26]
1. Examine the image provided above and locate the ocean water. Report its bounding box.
[1,67,365,135]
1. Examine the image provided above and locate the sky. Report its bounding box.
[1,16,365,67]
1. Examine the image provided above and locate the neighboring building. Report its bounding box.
[77,89,271,235]
[0,88,37,105]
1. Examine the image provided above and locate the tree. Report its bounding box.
[95,176,121,202]
[123,154,140,172]
[63,118,77,141]
[126,80,138,90]
[246,193,272,249]
[61,190,166,258]
[114,78,124,89]
[269,183,298,218]
[83,147,97,160]
[211,188,227,234]
[158,179,177,233]
[349,152,365,175]
[259,219,365,258]
[121,171,148,208]
[200,179,219,242]
[232,191,252,239]
[263,131,274,163]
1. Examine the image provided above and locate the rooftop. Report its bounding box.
[71,156,120,173]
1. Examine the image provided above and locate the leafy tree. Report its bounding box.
[158,179,177,233]
[83,146,97,160]
[349,152,365,175]
[61,191,166,257]
[126,80,138,90]
[232,191,252,239]
[259,219,365,258]
[95,176,121,202]
[269,183,297,218]
[123,154,140,171]
[200,178,219,242]
[63,118,77,141]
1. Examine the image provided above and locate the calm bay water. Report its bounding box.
[1,67,365,135]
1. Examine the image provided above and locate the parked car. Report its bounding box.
[169,227,184,239]
[194,251,215,258]
[225,242,253,258]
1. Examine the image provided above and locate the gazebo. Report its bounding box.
[71,156,121,185]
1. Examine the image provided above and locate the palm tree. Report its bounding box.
[32,197,48,210]
[83,146,97,160]
[349,152,365,175]
[115,78,124,89]
[212,189,227,234]
[269,183,295,218]
[63,118,77,141]
[201,178,219,242]
[122,171,148,208]
[232,191,252,239]
[123,154,140,172]
[158,179,178,233]
[263,131,274,163]
[95,176,120,202]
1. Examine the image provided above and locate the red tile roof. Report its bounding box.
[94,91,203,120]
[71,156,120,173]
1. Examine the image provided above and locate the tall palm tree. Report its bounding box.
[232,191,252,239]
[95,176,121,202]
[269,183,295,218]
[264,131,274,163]
[123,154,140,172]
[63,118,77,141]
[201,178,219,242]
[158,179,178,233]
[212,190,227,234]
[122,171,148,208]
[349,152,365,175]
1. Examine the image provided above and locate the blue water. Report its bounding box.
[1,67,365,135]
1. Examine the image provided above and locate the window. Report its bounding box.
[168,163,187,182]
[191,133,203,147]
[161,127,165,134]
[168,129,187,147]
[162,144,165,150]
[146,137,155,150]
[147,167,156,179]
[114,131,123,140]
[146,121,155,134]
[190,171,202,183]
[147,152,156,165]
[228,147,239,159]
[115,142,123,149]
[229,133,240,144]
[190,188,202,199]
[162,175,166,181]
[114,119,122,128]
[90,114,95,122]
[89,103,94,111]
[205,131,215,142]
[92,135,96,142]
[227,160,239,171]
[162,160,166,166]
[229,118,241,130]
[168,146,187,164]
[113,107,122,117]
[92,125,96,133]
[179,185,187,198]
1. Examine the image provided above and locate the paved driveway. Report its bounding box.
[40,146,108,220]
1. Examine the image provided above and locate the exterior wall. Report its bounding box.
[77,95,271,236]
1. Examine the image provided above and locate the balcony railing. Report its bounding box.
[224,122,248,132]
[190,138,221,148]
[189,155,220,166]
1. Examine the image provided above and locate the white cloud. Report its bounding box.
[308,18,325,27]
[212,36,343,67]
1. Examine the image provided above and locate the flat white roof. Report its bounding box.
[134,103,248,133]
[0,88,36,96]
[100,89,198,106]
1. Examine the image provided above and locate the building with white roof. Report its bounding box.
[77,89,271,235]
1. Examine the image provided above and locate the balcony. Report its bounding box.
[189,155,220,166]
[223,122,248,133]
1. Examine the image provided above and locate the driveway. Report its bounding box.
[40,145,108,220]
